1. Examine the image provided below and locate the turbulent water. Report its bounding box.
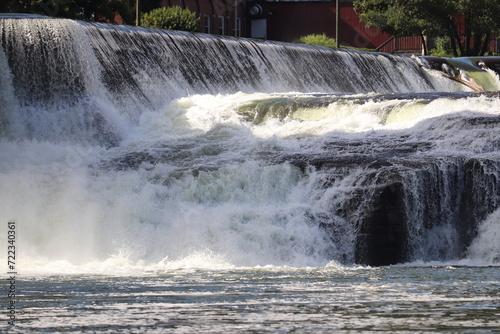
[0,17,499,332]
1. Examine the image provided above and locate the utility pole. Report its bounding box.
[136,0,141,26]
[336,0,340,48]
[234,0,238,37]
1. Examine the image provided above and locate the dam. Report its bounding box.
[1,16,499,268]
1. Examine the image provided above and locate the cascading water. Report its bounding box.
[0,16,499,274]
[1,17,461,144]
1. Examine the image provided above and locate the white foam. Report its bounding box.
[467,209,500,264]
[2,92,500,274]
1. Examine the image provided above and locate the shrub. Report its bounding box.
[295,34,337,48]
[141,6,200,32]
[429,36,454,57]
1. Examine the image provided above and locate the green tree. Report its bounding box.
[0,0,134,24]
[0,0,40,13]
[132,0,161,16]
[354,0,500,56]
[141,6,200,32]
[56,0,133,23]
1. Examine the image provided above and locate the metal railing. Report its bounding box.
[376,36,422,54]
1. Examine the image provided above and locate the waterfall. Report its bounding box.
[0,18,123,146]
[0,16,499,270]
[1,17,460,145]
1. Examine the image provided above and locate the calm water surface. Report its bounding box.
[4,265,499,333]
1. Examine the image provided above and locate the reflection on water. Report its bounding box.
[6,266,499,333]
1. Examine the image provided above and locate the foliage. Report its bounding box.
[0,0,135,24]
[354,0,500,56]
[141,6,200,32]
[134,0,162,16]
[0,0,40,13]
[428,36,454,57]
[294,34,337,48]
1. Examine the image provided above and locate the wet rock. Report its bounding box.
[355,182,408,266]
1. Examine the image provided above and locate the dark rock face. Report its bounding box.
[297,155,500,267]
[459,159,500,253]
[356,182,407,266]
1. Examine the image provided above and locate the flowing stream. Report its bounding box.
[0,16,499,332]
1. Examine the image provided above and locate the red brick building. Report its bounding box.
[247,0,394,49]
[157,0,499,55]
[159,0,421,52]
[161,0,247,37]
